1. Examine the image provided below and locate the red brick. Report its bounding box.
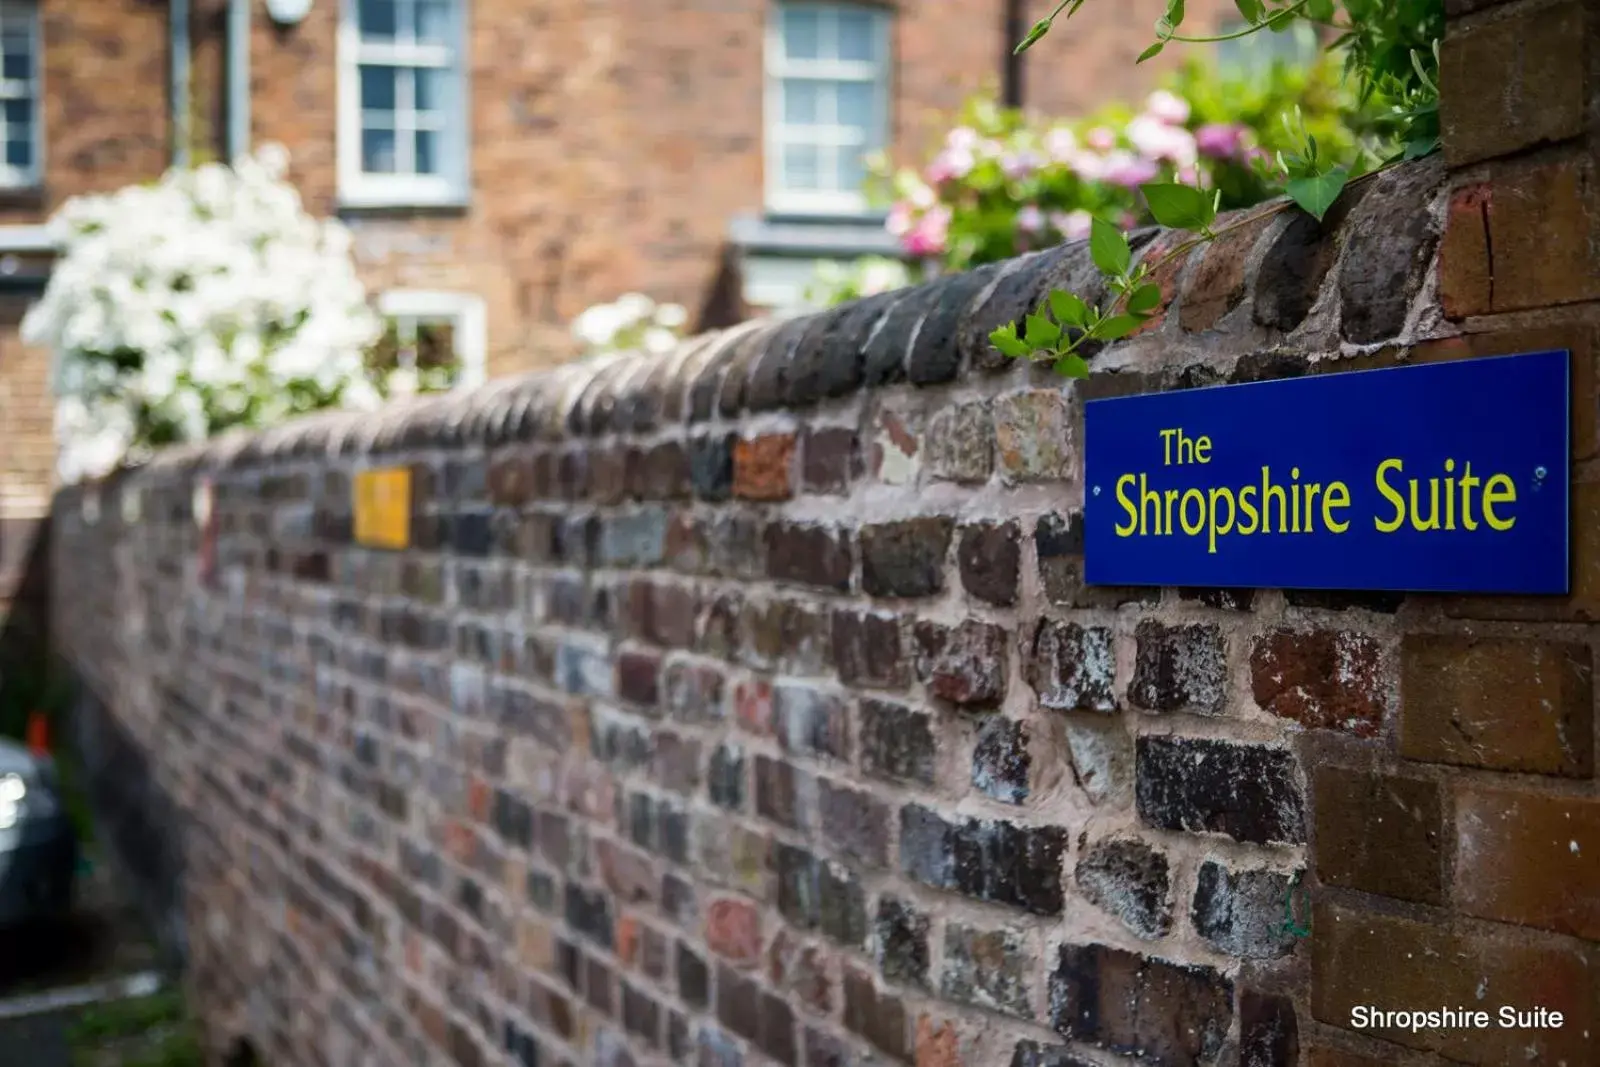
[1440,0,1588,167]
[1438,184,1492,320]
[1454,786,1600,940]
[1312,899,1597,1065]
[705,897,762,967]
[1178,217,1264,333]
[1486,157,1600,313]
[1400,634,1593,776]
[734,679,775,737]
[1250,629,1385,737]
[733,434,796,501]
[914,1016,961,1067]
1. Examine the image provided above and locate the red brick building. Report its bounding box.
[0,0,1251,661]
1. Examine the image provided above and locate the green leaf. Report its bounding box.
[1126,283,1163,315]
[1286,167,1349,222]
[1164,0,1186,30]
[1306,0,1335,20]
[1049,289,1090,327]
[1053,353,1091,379]
[989,324,1031,358]
[1014,17,1051,54]
[1403,136,1441,161]
[1137,40,1166,63]
[1141,182,1211,231]
[1089,217,1131,278]
[1025,313,1062,347]
[1233,0,1265,23]
[1095,315,1144,342]
[1267,6,1297,31]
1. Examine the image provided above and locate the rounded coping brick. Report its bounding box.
[91,159,1445,477]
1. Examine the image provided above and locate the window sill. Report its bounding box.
[728,211,904,260]
[335,188,471,217]
[0,186,46,212]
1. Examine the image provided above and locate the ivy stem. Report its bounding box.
[1161,0,1316,44]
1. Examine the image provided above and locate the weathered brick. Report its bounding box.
[957,521,1020,606]
[860,518,954,598]
[1311,899,1596,1065]
[1254,211,1336,331]
[972,716,1030,805]
[1136,737,1305,845]
[832,609,909,690]
[662,660,726,724]
[819,779,891,868]
[1337,159,1443,343]
[615,648,661,709]
[1454,786,1600,940]
[1049,943,1233,1066]
[775,843,869,948]
[1485,157,1600,313]
[842,967,911,1063]
[774,683,850,761]
[875,896,930,990]
[1062,718,1133,806]
[765,523,853,592]
[869,408,922,487]
[1239,991,1299,1067]
[1129,621,1225,715]
[1190,861,1300,959]
[1034,512,1156,609]
[1401,634,1593,776]
[1074,838,1171,940]
[1178,216,1261,333]
[1250,629,1384,736]
[803,426,861,495]
[1439,183,1491,319]
[925,400,994,484]
[941,922,1033,1019]
[1010,1042,1097,1067]
[913,620,1009,707]
[705,896,763,967]
[899,805,1066,916]
[1314,767,1442,905]
[755,755,813,832]
[1027,619,1115,713]
[734,433,797,501]
[860,700,937,787]
[708,743,745,810]
[1440,1,1587,168]
[993,389,1073,482]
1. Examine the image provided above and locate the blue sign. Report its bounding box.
[1084,350,1570,593]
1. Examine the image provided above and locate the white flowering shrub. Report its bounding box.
[571,292,689,359]
[22,144,384,483]
[804,256,914,309]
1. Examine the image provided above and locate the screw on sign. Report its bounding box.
[353,468,412,550]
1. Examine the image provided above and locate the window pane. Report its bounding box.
[415,130,438,175]
[357,0,397,39]
[362,128,397,173]
[781,143,820,192]
[414,0,453,44]
[781,7,821,60]
[837,81,875,133]
[414,67,449,112]
[838,145,865,195]
[782,79,820,125]
[359,65,396,112]
[1,39,27,83]
[837,9,876,62]
[5,138,27,169]
[2,99,28,129]
[415,320,457,368]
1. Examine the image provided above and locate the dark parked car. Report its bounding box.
[0,738,76,927]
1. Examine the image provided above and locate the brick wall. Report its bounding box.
[59,143,1589,1067]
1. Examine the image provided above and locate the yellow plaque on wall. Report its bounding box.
[353,468,411,550]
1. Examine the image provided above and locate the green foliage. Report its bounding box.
[804,256,914,309]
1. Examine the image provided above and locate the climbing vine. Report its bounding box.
[995,0,1442,374]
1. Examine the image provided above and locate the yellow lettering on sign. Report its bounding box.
[353,468,411,550]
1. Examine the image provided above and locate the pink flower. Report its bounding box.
[1145,90,1191,125]
[1103,151,1160,189]
[946,126,980,153]
[1002,150,1043,181]
[1086,126,1117,151]
[1176,165,1200,186]
[903,204,951,257]
[925,146,975,184]
[1016,205,1045,234]
[886,202,914,238]
[1045,127,1078,163]
[1127,115,1197,168]
[1050,209,1093,241]
[1195,123,1248,160]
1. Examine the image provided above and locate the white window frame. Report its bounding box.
[0,1,42,189]
[764,2,890,216]
[375,290,487,389]
[337,0,471,209]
